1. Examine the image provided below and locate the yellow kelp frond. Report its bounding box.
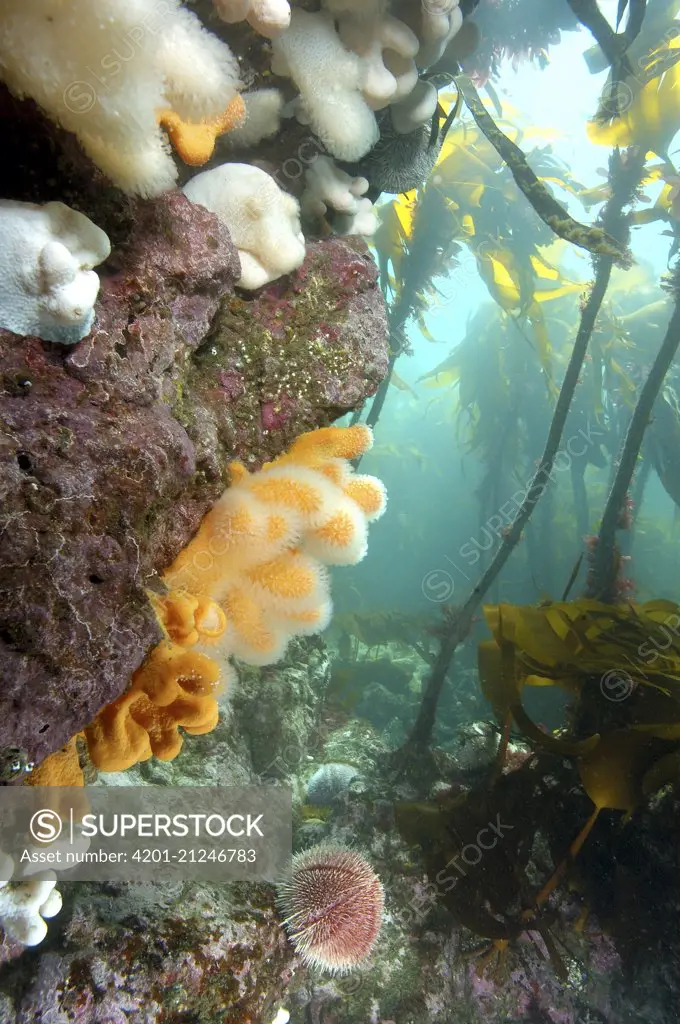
[587,37,680,156]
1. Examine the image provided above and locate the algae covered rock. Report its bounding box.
[0,877,294,1024]
[0,191,389,767]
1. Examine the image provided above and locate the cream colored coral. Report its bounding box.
[301,155,369,218]
[271,10,380,161]
[417,0,463,69]
[182,163,306,290]
[0,199,110,344]
[163,425,386,667]
[0,874,61,945]
[390,79,439,134]
[214,0,290,38]
[336,11,419,110]
[301,156,377,238]
[0,0,240,197]
[0,847,66,946]
[217,89,284,151]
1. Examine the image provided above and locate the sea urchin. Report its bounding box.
[276,842,384,973]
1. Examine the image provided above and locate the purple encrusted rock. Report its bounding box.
[0,194,389,767]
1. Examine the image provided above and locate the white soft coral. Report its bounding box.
[301,155,377,237]
[0,0,241,197]
[334,10,420,110]
[0,199,111,345]
[213,0,290,38]
[417,0,464,68]
[0,848,62,947]
[271,9,380,162]
[183,163,306,290]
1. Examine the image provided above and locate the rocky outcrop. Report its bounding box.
[0,190,388,767]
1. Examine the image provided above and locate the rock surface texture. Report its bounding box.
[0,187,388,766]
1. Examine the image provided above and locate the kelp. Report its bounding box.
[646,388,680,508]
[367,99,592,425]
[400,149,646,756]
[479,597,680,717]
[587,14,680,154]
[457,76,632,267]
[395,752,588,976]
[588,264,680,599]
[472,595,680,913]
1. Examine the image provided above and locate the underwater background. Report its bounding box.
[1,0,680,1022]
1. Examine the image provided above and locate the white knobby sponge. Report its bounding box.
[183,163,306,291]
[0,867,62,947]
[271,10,380,162]
[0,199,111,345]
[0,0,241,197]
[217,89,284,151]
[214,0,290,37]
[337,12,420,110]
[417,0,464,68]
[302,155,369,219]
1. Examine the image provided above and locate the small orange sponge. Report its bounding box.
[158,94,246,166]
[26,735,85,788]
[85,642,221,772]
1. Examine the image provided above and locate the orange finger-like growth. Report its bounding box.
[285,425,374,464]
[305,502,368,566]
[222,586,288,665]
[342,474,387,521]
[152,590,228,647]
[85,643,222,772]
[246,468,331,524]
[158,94,246,166]
[159,425,386,671]
[164,492,268,596]
[245,550,324,606]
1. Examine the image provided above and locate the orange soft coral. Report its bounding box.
[85,427,384,775]
[162,425,386,666]
[151,590,228,647]
[278,424,374,466]
[26,735,85,788]
[85,642,222,772]
[158,94,246,166]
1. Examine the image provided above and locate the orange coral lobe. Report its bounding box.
[288,424,373,462]
[266,512,293,542]
[312,510,356,549]
[343,475,387,520]
[223,588,279,655]
[247,551,319,600]
[248,476,325,516]
[158,94,246,166]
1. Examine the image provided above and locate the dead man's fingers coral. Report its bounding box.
[0,872,62,947]
[0,0,241,197]
[271,9,380,162]
[84,642,223,771]
[182,163,306,289]
[0,200,110,344]
[214,0,291,38]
